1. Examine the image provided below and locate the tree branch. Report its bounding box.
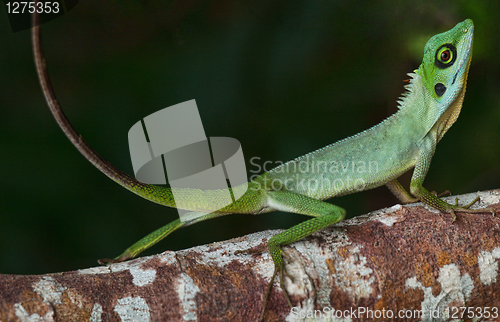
[1,190,499,321]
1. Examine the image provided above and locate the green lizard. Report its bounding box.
[33,17,492,320]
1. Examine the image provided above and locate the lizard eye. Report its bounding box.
[440,50,451,62]
[435,44,457,68]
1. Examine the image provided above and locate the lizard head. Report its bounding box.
[420,19,473,103]
[418,19,474,139]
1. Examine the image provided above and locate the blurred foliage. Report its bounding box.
[0,0,499,274]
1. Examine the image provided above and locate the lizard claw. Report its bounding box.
[462,196,480,209]
[279,267,293,308]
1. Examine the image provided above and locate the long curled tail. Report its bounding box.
[31,10,181,207]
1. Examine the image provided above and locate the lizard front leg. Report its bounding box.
[409,135,494,219]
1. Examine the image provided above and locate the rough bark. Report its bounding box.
[1,190,500,322]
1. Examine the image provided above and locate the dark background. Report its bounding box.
[1,0,499,274]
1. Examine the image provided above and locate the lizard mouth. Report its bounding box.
[452,27,473,85]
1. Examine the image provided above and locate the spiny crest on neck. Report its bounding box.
[396,71,419,110]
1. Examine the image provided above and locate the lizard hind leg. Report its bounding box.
[98,211,226,264]
[237,190,346,322]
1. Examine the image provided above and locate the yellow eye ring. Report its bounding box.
[435,44,457,69]
[438,48,453,64]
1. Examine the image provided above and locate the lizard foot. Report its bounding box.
[446,196,495,221]
[255,265,292,322]
[236,243,294,322]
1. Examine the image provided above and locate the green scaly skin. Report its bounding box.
[34,17,493,321]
